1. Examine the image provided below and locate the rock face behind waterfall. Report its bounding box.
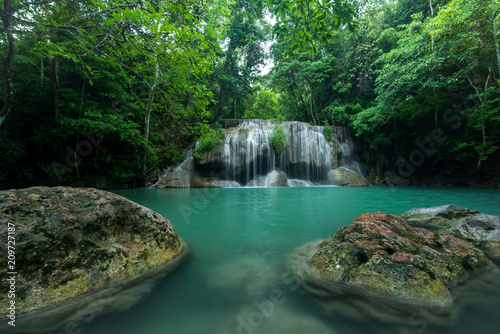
[155,158,194,188]
[328,167,369,186]
[194,120,366,186]
[152,119,369,188]
[0,187,185,323]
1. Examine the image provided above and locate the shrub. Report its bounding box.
[269,125,287,154]
[193,128,226,161]
[323,125,333,141]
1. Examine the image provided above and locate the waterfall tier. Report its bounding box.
[188,120,368,187]
[153,120,368,188]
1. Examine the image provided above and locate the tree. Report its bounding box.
[264,0,358,56]
[210,0,270,122]
[351,0,499,176]
[0,0,229,188]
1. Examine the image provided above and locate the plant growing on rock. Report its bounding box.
[323,125,333,141]
[193,128,226,161]
[269,125,287,154]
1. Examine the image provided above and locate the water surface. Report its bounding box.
[77,186,500,334]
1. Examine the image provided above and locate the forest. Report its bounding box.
[0,0,499,189]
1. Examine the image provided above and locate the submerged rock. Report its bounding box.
[0,186,186,328]
[229,304,337,334]
[328,167,368,187]
[401,205,479,229]
[207,256,279,299]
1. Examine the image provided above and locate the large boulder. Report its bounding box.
[303,213,490,310]
[440,214,500,262]
[328,167,369,187]
[0,187,186,329]
[401,205,479,229]
[264,170,288,187]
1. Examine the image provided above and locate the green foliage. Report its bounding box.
[243,86,284,121]
[269,125,287,154]
[323,125,333,141]
[1,0,499,188]
[0,0,229,188]
[263,0,358,56]
[192,128,226,161]
[210,0,271,121]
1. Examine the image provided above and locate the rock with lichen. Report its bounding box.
[440,214,500,262]
[304,213,491,310]
[402,205,500,263]
[0,186,185,323]
[401,205,479,229]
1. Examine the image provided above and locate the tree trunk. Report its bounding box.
[430,0,439,128]
[478,125,486,176]
[211,41,234,123]
[309,84,316,124]
[50,58,60,120]
[493,15,500,79]
[0,0,15,127]
[41,59,44,84]
[141,65,160,185]
[289,70,308,120]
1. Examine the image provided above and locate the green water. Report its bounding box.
[78,187,500,334]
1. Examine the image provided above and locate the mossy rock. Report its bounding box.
[0,186,185,324]
[401,205,479,229]
[439,214,500,262]
[306,213,490,308]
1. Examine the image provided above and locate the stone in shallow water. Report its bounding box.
[155,158,194,188]
[288,213,495,327]
[264,170,288,187]
[309,213,489,305]
[0,186,186,332]
[193,177,241,188]
[440,214,500,262]
[206,256,280,299]
[401,205,479,229]
[227,304,338,334]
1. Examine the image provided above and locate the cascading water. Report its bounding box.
[332,126,370,184]
[154,120,368,188]
[201,120,332,186]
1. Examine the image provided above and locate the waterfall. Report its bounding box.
[151,150,194,189]
[154,120,368,188]
[208,120,332,186]
[332,127,370,185]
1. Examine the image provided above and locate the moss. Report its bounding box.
[269,125,287,154]
[323,125,333,141]
[193,128,226,161]
[0,187,185,319]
